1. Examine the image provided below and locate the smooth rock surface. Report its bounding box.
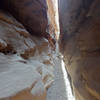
[58,0,100,100]
[47,0,57,34]
[1,0,48,37]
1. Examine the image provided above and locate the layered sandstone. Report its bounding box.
[0,11,54,100]
[47,0,59,39]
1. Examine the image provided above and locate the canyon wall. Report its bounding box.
[1,0,48,37]
[0,0,59,99]
[58,0,100,100]
[0,10,55,100]
[47,0,56,34]
[47,0,59,39]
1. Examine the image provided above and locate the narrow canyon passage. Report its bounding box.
[0,0,100,100]
[47,52,75,100]
[47,1,75,99]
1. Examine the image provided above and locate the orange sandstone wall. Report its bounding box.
[47,0,58,38]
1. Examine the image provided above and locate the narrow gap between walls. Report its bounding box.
[61,56,75,100]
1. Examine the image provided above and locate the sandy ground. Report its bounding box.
[47,56,68,100]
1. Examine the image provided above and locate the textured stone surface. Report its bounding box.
[46,0,60,43]
[47,0,57,35]
[0,11,54,100]
[58,0,100,100]
[1,0,48,37]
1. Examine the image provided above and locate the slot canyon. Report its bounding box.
[0,0,100,100]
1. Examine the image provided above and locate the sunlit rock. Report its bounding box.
[58,0,100,100]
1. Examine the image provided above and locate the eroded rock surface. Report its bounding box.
[58,0,100,100]
[47,0,57,35]
[0,11,54,100]
[1,0,48,37]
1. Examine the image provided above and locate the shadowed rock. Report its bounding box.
[1,0,48,37]
[58,0,100,100]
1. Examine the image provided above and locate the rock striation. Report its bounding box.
[0,10,54,100]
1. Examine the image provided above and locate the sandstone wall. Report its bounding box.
[2,0,48,37]
[58,0,100,100]
[0,11,55,100]
[47,0,59,39]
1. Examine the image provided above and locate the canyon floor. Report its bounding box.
[47,55,70,100]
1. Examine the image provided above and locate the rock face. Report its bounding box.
[47,0,58,36]
[0,11,54,100]
[58,0,100,100]
[2,0,48,37]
